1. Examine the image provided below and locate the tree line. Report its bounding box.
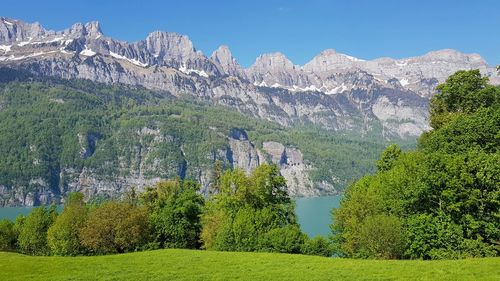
[0,164,332,257]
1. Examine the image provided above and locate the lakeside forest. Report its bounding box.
[0,70,499,260]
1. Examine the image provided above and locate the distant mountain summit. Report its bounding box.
[1,17,498,138]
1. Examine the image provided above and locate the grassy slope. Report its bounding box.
[0,250,498,281]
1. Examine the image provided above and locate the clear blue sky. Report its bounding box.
[2,0,499,67]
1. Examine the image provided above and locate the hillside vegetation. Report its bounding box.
[0,250,499,281]
[0,77,406,205]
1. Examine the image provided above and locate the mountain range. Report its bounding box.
[0,17,498,205]
[1,17,498,138]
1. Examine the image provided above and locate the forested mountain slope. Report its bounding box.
[0,76,401,206]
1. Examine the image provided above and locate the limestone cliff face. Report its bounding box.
[226,129,261,173]
[261,142,321,197]
[222,132,326,197]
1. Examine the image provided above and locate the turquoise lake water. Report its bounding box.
[294,195,341,237]
[0,206,39,221]
[0,195,342,238]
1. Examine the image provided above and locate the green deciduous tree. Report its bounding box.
[17,205,57,255]
[332,70,500,259]
[0,219,17,251]
[430,70,499,129]
[47,192,87,256]
[142,179,204,249]
[376,144,402,172]
[201,164,304,253]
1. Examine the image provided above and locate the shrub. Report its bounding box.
[79,202,150,254]
[301,236,333,257]
[260,225,306,254]
[358,214,406,259]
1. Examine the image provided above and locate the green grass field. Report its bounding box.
[1,250,499,281]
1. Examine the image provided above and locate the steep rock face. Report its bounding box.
[0,17,47,43]
[262,141,320,197]
[226,129,261,173]
[363,49,498,97]
[247,52,315,89]
[303,49,362,73]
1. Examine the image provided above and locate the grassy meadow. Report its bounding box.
[0,249,498,281]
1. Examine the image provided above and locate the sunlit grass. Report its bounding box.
[1,249,498,280]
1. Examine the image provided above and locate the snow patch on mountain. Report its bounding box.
[179,64,209,77]
[80,47,96,57]
[399,78,410,86]
[0,51,56,61]
[0,45,11,53]
[2,19,14,26]
[110,51,148,67]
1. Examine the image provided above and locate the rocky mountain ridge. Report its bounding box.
[1,17,498,139]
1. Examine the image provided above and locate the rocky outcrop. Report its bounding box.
[78,132,99,159]
[227,129,261,173]
[262,141,320,196]
[211,45,244,77]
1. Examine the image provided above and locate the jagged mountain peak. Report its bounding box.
[419,48,485,64]
[0,17,46,43]
[250,52,295,71]
[211,45,233,60]
[64,21,103,39]
[145,30,195,60]
[318,48,338,55]
[210,45,243,76]
[0,16,497,103]
[312,48,362,61]
[146,31,193,46]
[303,49,363,73]
[84,21,103,38]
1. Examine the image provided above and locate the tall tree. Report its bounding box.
[141,179,204,249]
[201,164,302,252]
[47,192,87,256]
[79,202,150,254]
[17,205,57,255]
